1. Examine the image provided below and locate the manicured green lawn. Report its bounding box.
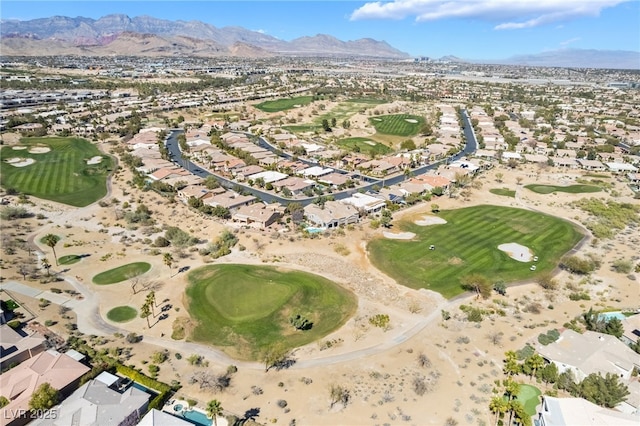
[185,264,357,360]
[255,96,314,112]
[369,114,424,137]
[517,384,542,416]
[92,262,151,285]
[0,137,114,207]
[524,184,601,194]
[368,205,583,298]
[490,188,516,197]
[337,137,391,156]
[59,255,81,265]
[106,306,138,323]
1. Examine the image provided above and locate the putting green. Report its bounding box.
[106,306,137,323]
[185,264,357,360]
[368,114,424,137]
[517,384,542,416]
[255,96,314,112]
[92,262,151,285]
[368,205,583,298]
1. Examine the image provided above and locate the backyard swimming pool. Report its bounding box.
[182,408,212,426]
[599,311,626,321]
[305,226,326,233]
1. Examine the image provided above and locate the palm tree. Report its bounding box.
[489,396,509,426]
[206,399,223,426]
[146,291,156,317]
[503,351,520,376]
[140,302,152,328]
[43,234,60,265]
[163,253,173,271]
[526,354,545,382]
[41,258,51,276]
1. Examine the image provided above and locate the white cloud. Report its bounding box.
[560,37,581,46]
[350,0,630,30]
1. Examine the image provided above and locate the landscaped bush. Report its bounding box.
[537,329,560,346]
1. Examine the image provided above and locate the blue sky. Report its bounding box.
[2,1,639,59]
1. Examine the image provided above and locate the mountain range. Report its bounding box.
[1,14,638,69]
[0,14,410,59]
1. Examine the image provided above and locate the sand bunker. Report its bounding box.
[29,146,50,154]
[415,216,447,226]
[383,231,416,240]
[87,156,103,165]
[498,243,533,262]
[12,146,27,150]
[6,158,35,167]
[293,104,301,107]
[364,140,376,146]
[405,119,418,123]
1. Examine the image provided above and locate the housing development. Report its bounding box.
[1,48,640,426]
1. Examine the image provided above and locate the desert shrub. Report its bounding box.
[369,314,390,330]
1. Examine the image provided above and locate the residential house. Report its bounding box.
[148,167,191,182]
[0,350,90,426]
[537,329,640,382]
[577,159,606,171]
[205,191,256,212]
[536,396,638,426]
[232,204,282,229]
[318,173,349,188]
[304,201,359,229]
[340,193,386,214]
[0,325,45,371]
[137,409,191,426]
[273,177,315,196]
[553,158,579,169]
[414,175,451,192]
[35,374,149,426]
[233,165,264,181]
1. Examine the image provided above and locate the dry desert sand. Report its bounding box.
[1,142,639,426]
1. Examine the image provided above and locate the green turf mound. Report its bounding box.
[106,306,138,323]
[0,137,114,207]
[490,188,516,197]
[517,384,542,416]
[58,255,82,265]
[185,264,357,360]
[93,262,151,285]
[368,205,583,298]
[524,184,601,194]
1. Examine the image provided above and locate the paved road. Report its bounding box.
[165,109,477,206]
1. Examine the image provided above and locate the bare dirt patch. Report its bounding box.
[498,242,533,262]
[447,257,464,265]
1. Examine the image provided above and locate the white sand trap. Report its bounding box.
[498,243,533,262]
[415,216,447,226]
[405,119,418,123]
[373,118,382,121]
[5,157,21,164]
[8,158,36,167]
[364,140,377,146]
[293,104,301,107]
[12,146,27,150]
[28,146,50,154]
[87,156,103,165]
[383,231,416,240]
